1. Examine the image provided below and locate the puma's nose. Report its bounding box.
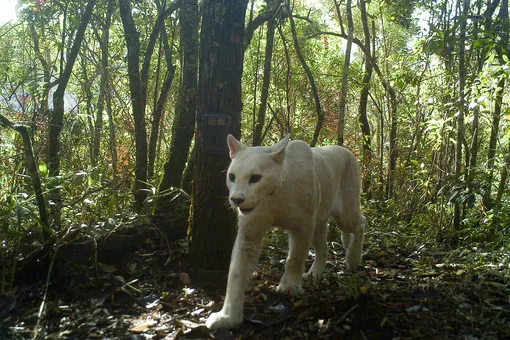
[231,197,244,206]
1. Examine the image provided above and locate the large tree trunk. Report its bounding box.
[188,0,249,271]
[48,0,95,227]
[337,0,353,147]
[253,17,276,146]
[358,0,372,195]
[158,0,199,202]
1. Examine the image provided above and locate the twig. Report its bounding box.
[64,182,113,207]
[334,304,359,326]
[32,244,61,339]
[320,303,359,334]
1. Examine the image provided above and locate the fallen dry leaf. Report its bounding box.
[130,320,157,333]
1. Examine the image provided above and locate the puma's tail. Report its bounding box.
[346,215,365,269]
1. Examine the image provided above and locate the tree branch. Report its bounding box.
[244,1,283,51]
[141,0,181,94]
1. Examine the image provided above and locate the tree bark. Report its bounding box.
[337,0,353,147]
[189,0,249,271]
[158,0,199,202]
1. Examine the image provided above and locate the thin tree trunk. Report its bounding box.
[119,0,148,209]
[468,1,483,183]
[244,0,282,51]
[378,16,398,199]
[48,0,95,227]
[158,0,198,201]
[80,56,95,166]
[277,22,292,133]
[310,27,397,195]
[93,0,114,168]
[378,96,384,193]
[106,82,118,187]
[0,114,50,240]
[337,0,353,147]
[453,0,468,233]
[119,0,180,209]
[288,4,323,146]
[386,99,397,198]
[253,17,276,146]
[484,0,508,209]
[189,0,249,271]
[251,26,263,143]
[148,69,176,181]
[358,0,372,194]
[148,13,176,181]
[493,141,509,228]
[28,14,54,139]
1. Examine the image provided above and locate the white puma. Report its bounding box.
[205,134,365,330]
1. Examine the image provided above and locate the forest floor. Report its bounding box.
[1,221,509,339]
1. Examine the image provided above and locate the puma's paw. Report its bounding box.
[206,311,243,330]
[276,281,304,296]
[302,271,322,282]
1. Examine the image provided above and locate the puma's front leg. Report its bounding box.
[276,226,313,296]
[206,221,266,330]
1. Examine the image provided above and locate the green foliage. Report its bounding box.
[0,0,508,291]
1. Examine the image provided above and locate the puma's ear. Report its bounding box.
[270,134,290,164]
[227,134,246,159]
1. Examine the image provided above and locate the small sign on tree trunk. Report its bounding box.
[198,113,231,154]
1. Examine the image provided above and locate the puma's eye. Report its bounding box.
[228,173,236,182]
[249,174,262,184]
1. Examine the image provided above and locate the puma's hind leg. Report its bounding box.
[332,210,365,270]
[345,215,365,269]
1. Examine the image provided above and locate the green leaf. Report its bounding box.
[38,162,47,174]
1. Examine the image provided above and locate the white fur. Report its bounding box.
[205,135,365,330]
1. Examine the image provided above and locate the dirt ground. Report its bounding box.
[1,226,509,339]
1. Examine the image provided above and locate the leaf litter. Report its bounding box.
[1,225,509,339]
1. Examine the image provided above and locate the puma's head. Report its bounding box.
[226,134,289,215]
